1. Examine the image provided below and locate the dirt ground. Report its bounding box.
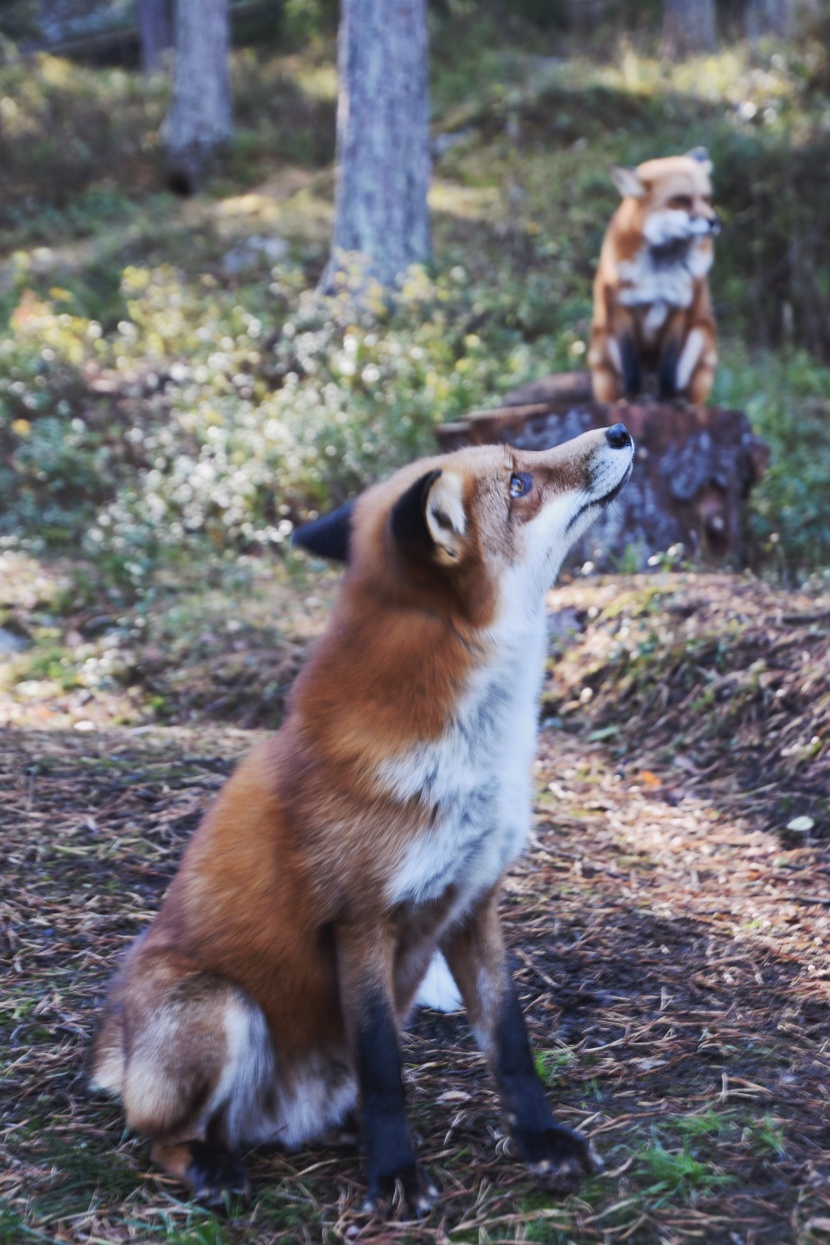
[1,569,829,1244]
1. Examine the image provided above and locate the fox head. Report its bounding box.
[293,426,634,631]
[611,148,719,250]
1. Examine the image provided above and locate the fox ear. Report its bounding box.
[391,469,467,564]
[686,146,712,174]
[292,499,355,562]
[425,471,467,561]
[611,164,647,200]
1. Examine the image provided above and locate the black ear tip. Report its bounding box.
[292,499,355,563]
[390,469,443,556]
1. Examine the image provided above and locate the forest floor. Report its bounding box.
[2,562,829,1245]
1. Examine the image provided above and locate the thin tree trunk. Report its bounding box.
[138,0,172,73]
[323,0,431,295]
[162,0,232,194]
[566,0,609,32]
[745,0,793,38]
[661,0,717,57]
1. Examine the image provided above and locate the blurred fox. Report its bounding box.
[91,426,634,1213]
[588,148,719,406]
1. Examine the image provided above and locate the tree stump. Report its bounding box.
[436,372,769,570]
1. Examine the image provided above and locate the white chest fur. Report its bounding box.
[381,614,546,912]
[617,238,711,334]
[618,248,693,311]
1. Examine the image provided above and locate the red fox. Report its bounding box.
[91,426,634,1213]
[588,148,719,406]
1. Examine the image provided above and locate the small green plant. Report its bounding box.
[673,1109,725,1140]
[533,1047,577,1087]
[637,1142,731,1199]
[162,1223,236,1245]
[0,1208,29,1245]
[746,1113,787,1159]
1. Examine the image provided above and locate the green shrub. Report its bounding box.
[0,306,107,543]
[713,345,830,577]
[0,260,551,586]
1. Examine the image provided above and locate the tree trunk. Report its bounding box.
[162,0,232,194]
[566,0,611,33]
[745,0,793,38]
[138,0,172,72]
[323,0,431,295]
[661,0,716,57]
[436,379,768,570]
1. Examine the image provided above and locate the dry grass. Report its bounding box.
[2,571,830,1243]
[544,572,830,836]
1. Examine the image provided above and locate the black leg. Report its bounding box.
[355,992,426,1210]
[620,333,642,399]
[493,985,597,1177]
[337,921,436,1216]
[441,890,599,1183]
[658,337,680,400]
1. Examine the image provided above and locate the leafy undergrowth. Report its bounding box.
[2,568,830,1244]
[3,25,830,580]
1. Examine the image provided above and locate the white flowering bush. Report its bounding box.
[0,258,553,588]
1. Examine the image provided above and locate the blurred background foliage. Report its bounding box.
[1,0,830,593]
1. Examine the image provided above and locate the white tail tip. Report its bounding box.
[415,953,463,1012]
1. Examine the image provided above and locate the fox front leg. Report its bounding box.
[336,920,436,1216]
[441,889,599,1181]
[663,292,717,405]
[661,323,716,405]
[589,295,641,402]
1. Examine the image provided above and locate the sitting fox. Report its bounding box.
[588,148,719,406]
[90,426,634,1214]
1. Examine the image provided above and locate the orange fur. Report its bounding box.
[91,430,635,1211]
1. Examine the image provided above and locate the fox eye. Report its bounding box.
[509,471,532,498]
[669,194,693,211]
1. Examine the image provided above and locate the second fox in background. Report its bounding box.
[588,148,719,406]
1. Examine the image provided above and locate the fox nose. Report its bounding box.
[605,423,632,450]
[709,215,721,236]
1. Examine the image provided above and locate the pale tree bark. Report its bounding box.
[162,0,232,194]
[138,0,172,72]
[566,0,610,32]
[138,0,172,73]
[661,0,717,57]
[323,0,431,295]
[745,0,794,38]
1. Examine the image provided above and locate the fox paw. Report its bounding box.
[363,1162,437,1219]
[514,1122,601,1184]
[186,1141,250,1211]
